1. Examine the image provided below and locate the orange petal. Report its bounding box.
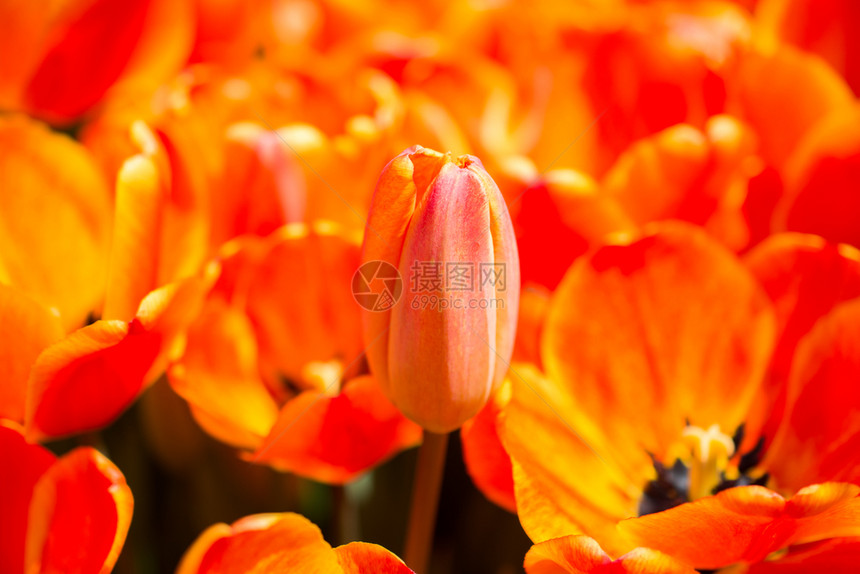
[618,486,789,569]
[461,382,516,512]
[618,483,860,570]
[0,286,63,422]
[512,284,551,365]
[333,542,414,573]
[765,299,860,490]
[0,0,64,109]
[25,447,133,574]
[360,146,422,398]
[180,513,342,573]
[789,483,860,542]
[0,115,110,331]
[778,102,860,249]
[151,121,215,286]
[525,536,612,574]
[602,117,758,251]
[737,45,853,168]
[542,221,775,460]
[525,535,696,574]
[250,376,421,484]
[168,299,279,451]
[245,223,363,387]
[103,148,164,322]
[743,234,860,443]
[27,271,213,440]
[502,364,641,553]
[0,422,55,574]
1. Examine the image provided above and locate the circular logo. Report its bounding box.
[352,260,403,312]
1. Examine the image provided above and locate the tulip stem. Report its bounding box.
[404,430,449,573]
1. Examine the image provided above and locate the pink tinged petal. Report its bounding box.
[389,162,496,432]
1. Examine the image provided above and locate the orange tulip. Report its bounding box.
[492,222,860,570]
[362,146,520,433]
[177,512,413,573]
[169,223,422,483]
[0,421,133,573]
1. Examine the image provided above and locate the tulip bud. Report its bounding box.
[360,146,520,433]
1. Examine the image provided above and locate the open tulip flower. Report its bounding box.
[169,222,421,483]
[494,222,860,571]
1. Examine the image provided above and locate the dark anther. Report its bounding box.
[639,457,690,516]
[738,436,766,473]
[731,423,746,450]
[752,472,770,487]
[279,374,304,396]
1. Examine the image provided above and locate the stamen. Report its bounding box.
[682,424,736,501]
[639,423,769,516]
[299,360,344,396]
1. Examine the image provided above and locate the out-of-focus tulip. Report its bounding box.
[0,421,133,573]
[169,223,422,483]
[361,146,520,433]
[177,512,414,573]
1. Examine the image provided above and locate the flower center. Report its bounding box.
[638,423,769,516]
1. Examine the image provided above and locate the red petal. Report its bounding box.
[24,0,150,121]
[744,234,860,444]
[764,299,860,489]
[25,447,133,574]
[746,538,860,574]
[183,513,341,573]
[779,102,860,249]
[0,422,55,574]
[333,542,414,573]
[27,273,212,440]
[250,376,422,484]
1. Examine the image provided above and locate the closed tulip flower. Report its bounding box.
[360,146,520,433]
